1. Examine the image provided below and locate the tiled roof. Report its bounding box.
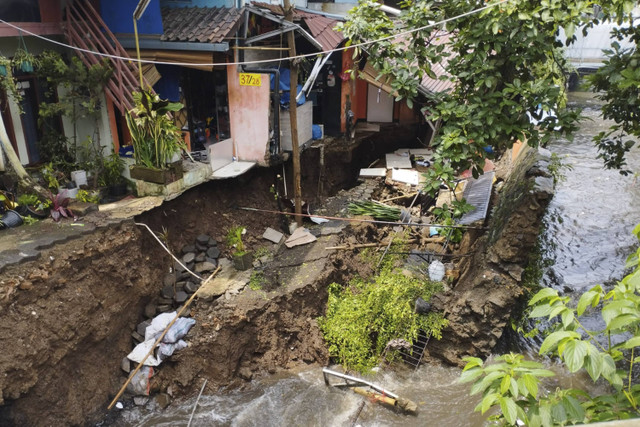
[419,31,455,95]
[297,10,344,51]
[161,7,243,44]
[250,2,345,50]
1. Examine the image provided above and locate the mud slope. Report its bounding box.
[0,222,166,426]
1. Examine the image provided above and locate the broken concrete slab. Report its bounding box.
[320,220,346,236]
[68,201,98,217]
[285,227,317,248]
[391,169,420,186]
[385,153,412,169]
[262,227,284,244]
[195,261,216,273]
[198,259,252,300]
[359,168,386,178]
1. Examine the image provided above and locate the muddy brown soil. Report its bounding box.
[0,222,166,426]
[0,125,551,425]
[0,127,418,426]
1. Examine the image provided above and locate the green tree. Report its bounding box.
[461,223,640,425]
[339,0,637,190]
[589,9,640,175]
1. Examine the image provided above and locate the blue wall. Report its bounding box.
[160,0,235,8]
[101,0,164,35]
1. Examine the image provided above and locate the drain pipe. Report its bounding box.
[243,67,281,161]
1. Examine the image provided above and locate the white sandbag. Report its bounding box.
[127,339,162,366]
[158,340,188,363]
[163,318,196,344]
[126,366,154,396]
[144,311,177,341]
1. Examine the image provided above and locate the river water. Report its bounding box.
[111,105,640,427]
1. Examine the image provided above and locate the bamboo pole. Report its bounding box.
[352,387,397,407]
[107,267,221,410]
[378,192,419,203]
[325,239,419,250]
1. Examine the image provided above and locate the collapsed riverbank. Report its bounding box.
[0,125,554,426]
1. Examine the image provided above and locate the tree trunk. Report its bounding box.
[0,115,49,199]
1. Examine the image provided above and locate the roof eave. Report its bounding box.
[117,36,230,52]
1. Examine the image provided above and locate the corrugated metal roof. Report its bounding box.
[459,171,495,225]
[161,7,243,44]
[251,2,344,50]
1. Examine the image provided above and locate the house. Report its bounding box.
[0,0,444,184]
[0,0,116,167]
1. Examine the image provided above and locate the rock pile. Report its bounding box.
[140,234,220,323]
[121,234,219,407]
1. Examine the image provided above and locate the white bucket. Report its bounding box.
[71,170,87,187]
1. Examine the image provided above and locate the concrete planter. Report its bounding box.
[130,162,183,184]
[232,252,253,271]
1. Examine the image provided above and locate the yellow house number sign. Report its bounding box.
[239,73,261,86]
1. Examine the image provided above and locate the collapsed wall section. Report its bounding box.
[427,147,556,365]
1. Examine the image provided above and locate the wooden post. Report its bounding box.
[284,0,303,226]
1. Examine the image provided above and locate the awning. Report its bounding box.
[359,62,396,96]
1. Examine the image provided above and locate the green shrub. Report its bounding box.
[319,268,447,373]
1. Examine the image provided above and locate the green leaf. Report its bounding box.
[563,395,585,422]
[499,396,518,425]
[561,309,575,327]
[459,367,483,383]
[500,374,511,394]
[481,392,498,414]
[577,290,596,316]
[523,373,538,398]
[562,340,587,372]
[529,288,558,306]
[607,313,638,331]
[584,353,603,381]
[539,331,579,355]
[623,336,640,349]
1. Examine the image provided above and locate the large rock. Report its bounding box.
[182,252,195,264]
[196,234,210,245]
[206,247,220,259]
[195,261,216,273]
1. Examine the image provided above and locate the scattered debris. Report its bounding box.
[385,153,412,169]
[391,169,420,186]
[284,227,317,248]
[322,368,418,415]
[359,168,387,178]
[262,227,284,243]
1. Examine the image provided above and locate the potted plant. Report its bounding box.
[0,55,9,77]
[126,89,187,184]
[12,47,36,73]
[48,191,74,222]
[16,193,50,219]
[227,226,253,271]
[100,152,128,196]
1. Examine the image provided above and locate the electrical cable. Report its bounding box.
[0,0,511,68]
[135,222,203,282]
[237,205,487,230]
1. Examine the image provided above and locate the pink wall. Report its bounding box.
[227,65,270,164]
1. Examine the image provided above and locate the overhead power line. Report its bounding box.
[0,0,511,68]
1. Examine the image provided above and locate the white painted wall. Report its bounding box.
[59,89,114,157]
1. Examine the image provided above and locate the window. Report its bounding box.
[0,0,41,22]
